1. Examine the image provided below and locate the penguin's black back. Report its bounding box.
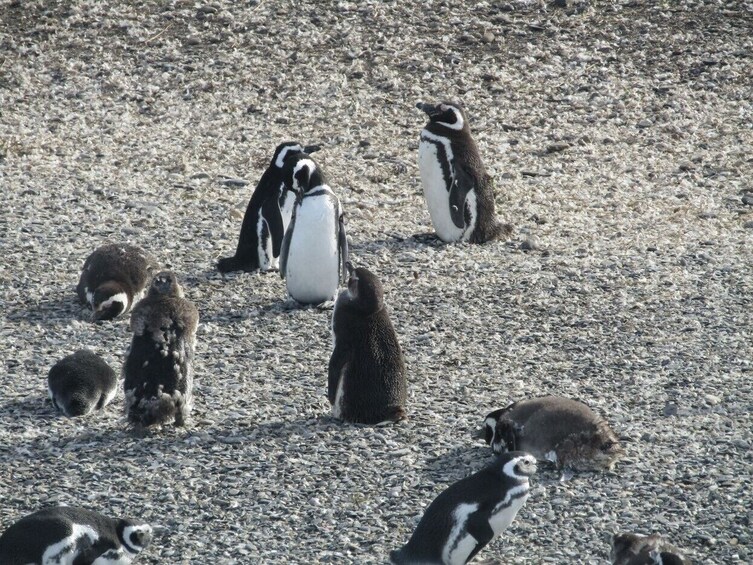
[76,243,156,303]
[48,350,117,417]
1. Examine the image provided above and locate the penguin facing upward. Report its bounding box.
[217,141,320,273]
[123,271,199,428]
[391,452,537,565]
[0,505,152,565]
[47,349,117,417]
[416,101,511,244]
[279,154,347,305]
[77,243,159,322]
[483,396,624,471]
[329,263,407,424]
[611,533,691,565]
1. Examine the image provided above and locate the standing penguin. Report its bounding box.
[391,452,537,565]
[611,533,690,565]
[329,263,407,424]
[416,101,511,244]
[123,271,199,428]
[483,396,624,471]
[0,505,152,565]
[77,243,158,321]
[217,141,320,273]
[47,349,117,417]
[279,154,347,305]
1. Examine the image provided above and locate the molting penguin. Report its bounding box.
[416,101,511,244]
[48,349,117,417]
[77,243,159,322]
[483,396,624,471]
[123,271,199,428]
[0,505,152,565]
[611,533,690,565]
[217,141,320,273]
[391,452,536,565]
[329,263,407,424]
[279,154,347,305]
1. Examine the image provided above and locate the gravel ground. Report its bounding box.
[1,0,752,563]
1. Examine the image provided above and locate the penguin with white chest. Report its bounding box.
[279,154,347,305]
[123,271,199,428]
[0,505,152,565]
[391,452,537,565]
[416,101,511,244]
[483,395,624,471]
[329,263,407,424]
[217,141,320,273]
[48,349,117,417]
[77,243,158,322]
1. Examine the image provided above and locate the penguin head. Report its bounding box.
[344,262,384,314]
[580,423,625,471]
[91,281,128,321]
[118,520,153,555]
[284,155,326,195]
[271,141,321,169]
[416,101,467,132]
[149,271,183,298]
[611,533,666,565]
[500,451,537,480]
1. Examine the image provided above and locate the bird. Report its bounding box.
[123,271,199,428]
[217,141,320,273]
[329,262,407,424]
[279,153,347,305]
[483,395,624,471]
[416,101,511,244]
[77,243,158,321]
[391,452,537,565]
[47,349,117,417]
[0,505,152,565]
[611,532,691,564]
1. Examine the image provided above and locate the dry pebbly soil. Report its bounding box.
[1,0,752,563]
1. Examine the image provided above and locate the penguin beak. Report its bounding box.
[345,261,355,276]
[416,102,439,116]
[303,144,321,154]
[473,426,486,440]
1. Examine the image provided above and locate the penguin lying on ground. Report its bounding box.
[217,141,320,273]
[123,271,199,428]
[48,349,117,417]
[611,532,690,565]
[416,101,512,244]
[279,153,347,305]
[77,243,158,322]
[0,505,152,565]
[483,396,624,471]
[329,263,407,424]
[391,452,537,565]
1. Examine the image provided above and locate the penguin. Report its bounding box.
[217,141,320,273]
[123,271,199,428]
[611,533,690,565]
[482,396,624,471]
[279,154,348,305]
[391,451,537,565]
[416,101,512,244]
[47,349,117,417]
[0,505,152,565]
[329,263,407,424]
[77,243,158,322]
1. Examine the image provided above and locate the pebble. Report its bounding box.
[546,142,570,153]
[742,194,753,206]
[637,119,653,128]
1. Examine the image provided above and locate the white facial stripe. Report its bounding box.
[275,144,303,168]
[292,158,316,190]
[442,502,480,564]
[122,524,151,553]
[97,292,128,312]
[436,106,464,130]
[503,456,536,479]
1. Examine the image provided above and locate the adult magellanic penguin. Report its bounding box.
[217,141,320,273]
[279,154,347,305]
[416,101,512,244]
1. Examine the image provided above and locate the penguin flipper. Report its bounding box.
[327,347,347,405]
[279,205,297,280]
[264,197,285,259]
[449,164,476,229]
[465,511,495,562]
[338,212,348,284]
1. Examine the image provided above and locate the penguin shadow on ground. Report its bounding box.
[0,396,58,422]
[5,289,84,324]
[205,413,343,443]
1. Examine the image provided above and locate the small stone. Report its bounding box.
[663,402,678,417]
[221,178,249,187]
[184,36,201,46]
[678,162,695,172]
[520,237,539,251]
[229,209,244,220]
[482,30,495,43]
[705,394,721,406]
[637,119,653,128]
[742,194,753,206]
[744,221,753,229]
[546,142,569,153]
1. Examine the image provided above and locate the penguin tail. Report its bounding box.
[127,390,185,428]
[385,406,408,423]
[389,549,406,564]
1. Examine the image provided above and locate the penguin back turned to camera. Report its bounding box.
[77,243,159,322]
[217,141,320,273]
[611,532,691,565]
[0,505,152,565]
[279,154,347,305]
[483,395,624,471]
[48,349,117,417]
[123,271,199,429]
[391,451,537,565]
[416,101,511,244]
[329,263,407,424]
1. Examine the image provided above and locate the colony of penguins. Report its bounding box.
[0,102,692,565]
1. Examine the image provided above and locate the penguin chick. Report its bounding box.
[329,263,407,424]
[611,532,691,565]
[48,349,117,417]
[123,271,198,428]
[483,396,624,471]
